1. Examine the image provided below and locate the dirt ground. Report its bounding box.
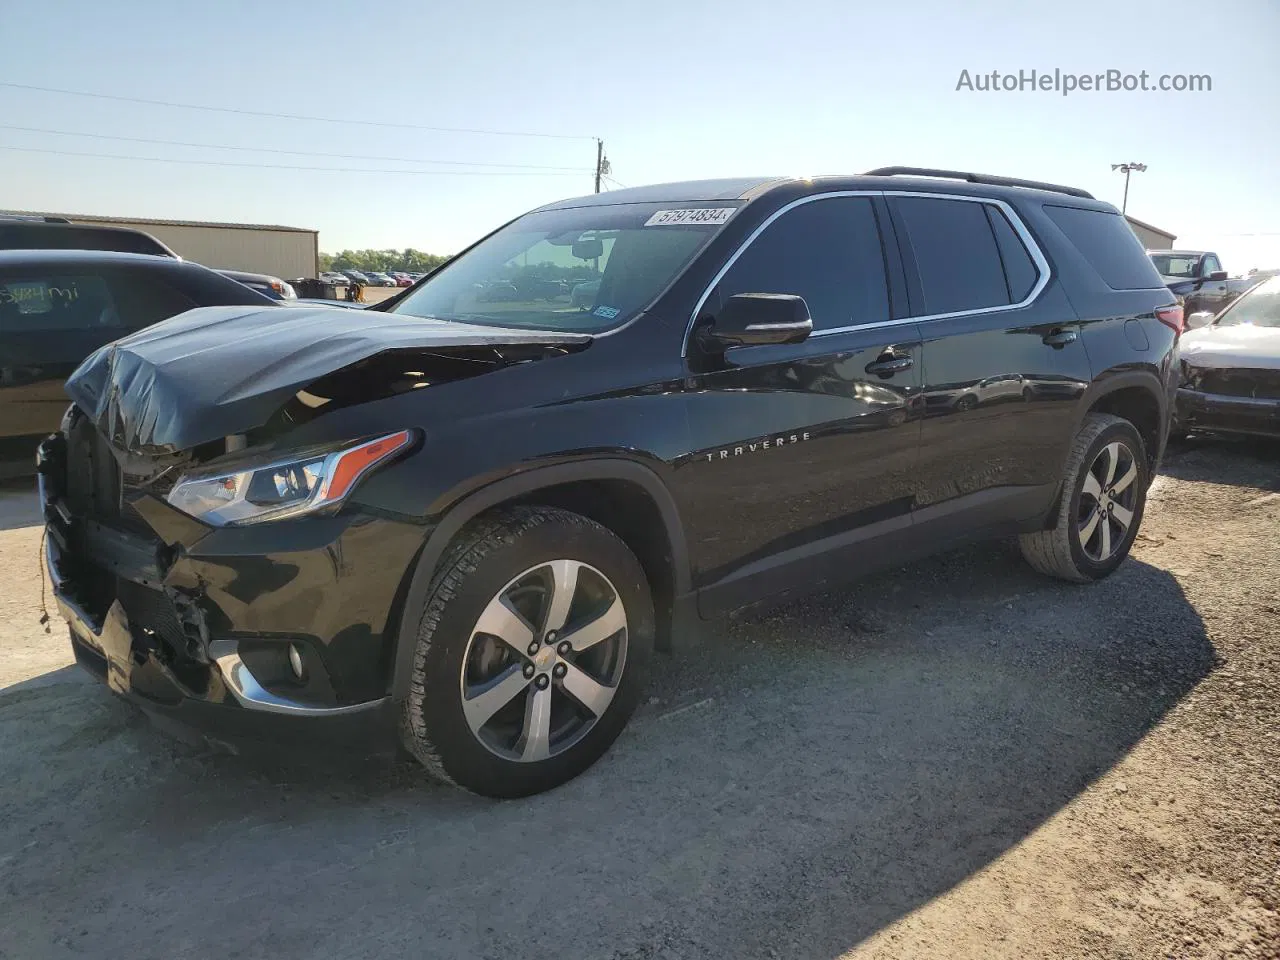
[360,286,401,305]
[0,438,1277,960]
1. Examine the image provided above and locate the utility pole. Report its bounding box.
[594,139,610,193]
[1110,162,1147,214]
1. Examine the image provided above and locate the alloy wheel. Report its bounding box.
[1077,440,1140,562]
[459,560,628,762]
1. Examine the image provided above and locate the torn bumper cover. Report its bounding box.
[37,432,424,751]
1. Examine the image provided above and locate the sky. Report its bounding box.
[2,0,1278,270]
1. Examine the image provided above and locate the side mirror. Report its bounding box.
[1206,270,1229,282]
[1185,310,1216,330]
[571,238,604,260]
[701,293,813,348]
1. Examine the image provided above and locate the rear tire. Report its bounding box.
[399,506,654,798]
[1019,413,1150,583]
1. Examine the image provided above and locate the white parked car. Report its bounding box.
[1176,275,1280,438]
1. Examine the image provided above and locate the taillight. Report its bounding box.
[1155,304,1184,337]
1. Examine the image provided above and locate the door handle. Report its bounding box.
[1042,329,1078,348]
[865,355,913,377]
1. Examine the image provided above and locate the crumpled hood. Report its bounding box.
[66,305,591,454]
[1180,324,1280,371]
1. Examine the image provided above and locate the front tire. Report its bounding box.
[1019,413,1150,583]
[399,506,654,798]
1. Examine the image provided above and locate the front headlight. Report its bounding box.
[1179,360,1201,389]
[166,431,413,526]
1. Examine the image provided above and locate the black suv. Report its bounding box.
[39,169,1182,797]
[0,214,177,258]
[1,250,273,477]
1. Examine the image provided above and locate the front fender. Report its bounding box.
[387,457,692,701]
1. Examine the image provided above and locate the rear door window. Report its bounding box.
[106,269,199,329]
[713,196,890,331]
[1043,205,1165,290]
[986,206,1040,302]
[890,197,1011,315]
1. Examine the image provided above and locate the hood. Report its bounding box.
[1180,324,1280,371]
[65,305,591,455]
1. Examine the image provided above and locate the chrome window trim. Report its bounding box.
[884,190,1052,322]
[681,190,882,356]
[681,189,1052,355]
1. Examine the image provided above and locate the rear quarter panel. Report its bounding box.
[1017,200,1179,453]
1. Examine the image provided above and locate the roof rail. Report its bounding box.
[863,166,1094,200]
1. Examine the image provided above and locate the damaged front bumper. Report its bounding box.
[38,434,425,753]
[1176,388,1280,438]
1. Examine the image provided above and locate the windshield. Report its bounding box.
[1215,276,1280,327]
[1148,253,1200,279]
[389,201,738,332]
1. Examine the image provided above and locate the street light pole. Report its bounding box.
[1110,162,1147,214]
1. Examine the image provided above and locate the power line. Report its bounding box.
[603,175,630,189]
[0,144,590,176]
[0,81,593,141]
[0,123,587,171]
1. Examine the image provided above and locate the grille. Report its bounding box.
[65,412,164,537]
[1197,368,1280,400]
[65,413,123,525]
[116,579,189,655]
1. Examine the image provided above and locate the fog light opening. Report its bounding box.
[288,643,305,680]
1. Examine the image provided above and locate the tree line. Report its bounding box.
[319,248,451,274]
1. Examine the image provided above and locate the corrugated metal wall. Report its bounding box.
[1126,221,1176,251]
[70,219,318,279]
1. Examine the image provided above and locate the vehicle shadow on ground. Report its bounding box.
[0,545,1212,960]
[0,477,40,532]
[1163,434,1280,489]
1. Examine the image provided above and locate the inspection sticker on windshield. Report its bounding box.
[644,208,735,227]
[593,305,621,320]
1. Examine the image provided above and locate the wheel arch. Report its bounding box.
[1036,371,1168,532]
[389,458,691,701]
[1076,371,1168,469]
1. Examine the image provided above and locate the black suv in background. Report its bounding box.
[0,214,177,258]
[1,250,273,476]
[40,168,1182,797]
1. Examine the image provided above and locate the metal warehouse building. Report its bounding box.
[1125,215,1176,251]
[11,210,319,280]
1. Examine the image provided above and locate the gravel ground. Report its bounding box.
[0,439,1277,960]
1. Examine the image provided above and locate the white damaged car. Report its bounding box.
[1177,275,1280,438]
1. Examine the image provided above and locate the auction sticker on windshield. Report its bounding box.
[644,208,735,227]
